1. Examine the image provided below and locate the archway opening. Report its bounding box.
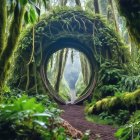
[40,38,96,104]
[46,48,91,104]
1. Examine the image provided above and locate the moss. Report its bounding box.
[0,5,26,88]
[108,96,120,110]
[0,0,6,56]
[7,8,129,102]
[88,88,140,114]
[87,105,94,114]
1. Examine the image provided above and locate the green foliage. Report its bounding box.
[86,114,112,126]
[94,60,125,99]
[129,111,140,123]
[115,127,131,140]
[99,61,123,85]
[87,88,140,115]
[24,5,38,24]
[1,87,27,103]
[99,110,130,125]
[93,59,140,101]
[86,110,130,127]
[120,75,140,92]
[99,85,119,98]
[115,110,140,140]
[0,90,70,140]
[125,53,140,76]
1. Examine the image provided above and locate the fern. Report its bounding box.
[120,75,140,92]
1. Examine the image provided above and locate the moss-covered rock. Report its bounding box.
[88,88,140,114]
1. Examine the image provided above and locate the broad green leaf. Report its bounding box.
[30,6,37,23]
[19,0,28,5]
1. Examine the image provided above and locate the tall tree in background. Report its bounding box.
[75,0,81,6]
[60,0,68,6]
[115,0,140,62]
[80,54,90,85]
[0,0,48,89]
[0,0,6,56]
[108,0,119,32]
[54,50,65,93]
[0,0,26,88]
[115,0,140,47]
[61,49,69,75]
[48,48,72,93]
[94,0,100,13]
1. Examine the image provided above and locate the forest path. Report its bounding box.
[60,105,117,140]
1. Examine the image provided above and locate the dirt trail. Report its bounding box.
[60,105,117,140]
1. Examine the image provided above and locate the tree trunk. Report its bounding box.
[84,57,90,85]
[94,0,100,13]
[0,0,7,56]
[80,54,86,84]
[71,49,74,64]
[0,4,25,88]
[60,0,67,6]
[64,0,68,6]
[108,0,119,32]
[75,0,81,7]
[55,50,64,93]
[61,48,68,74]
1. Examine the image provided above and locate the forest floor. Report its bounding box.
[60,105,117,140]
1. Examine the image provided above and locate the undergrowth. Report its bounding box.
[115,110,140,140]
[0,87,69,140]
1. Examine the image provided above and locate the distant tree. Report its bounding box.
[55,50,65,93]
[99,0,108,16]
[60,0,68,6]
[80,54,90,85]
[75,0,81,6]
[108,0,119,32]
[94,0,100,13]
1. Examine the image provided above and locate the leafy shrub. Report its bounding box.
[99,110,130,125]
[120,75,140,92]
[93,61,125,99]
[99,85,119,98]
[94,60,140,100]
[2,87,58,112]
[98,61,124,85]
[0,95,68,140]
[115,110,140,140]
[1,87,26,103]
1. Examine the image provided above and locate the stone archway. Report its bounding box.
[8,8,128,104]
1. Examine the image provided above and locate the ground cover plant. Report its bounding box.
[0,89,69,140]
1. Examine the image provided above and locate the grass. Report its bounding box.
[86,115,119,128]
